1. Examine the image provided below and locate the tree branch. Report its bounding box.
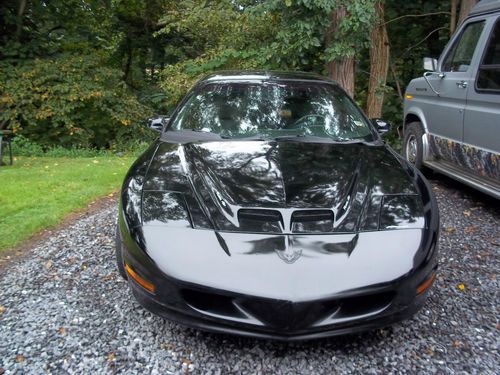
[403,27,448,56]
[383,11,451,26]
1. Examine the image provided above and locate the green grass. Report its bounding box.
[0,156,133,253]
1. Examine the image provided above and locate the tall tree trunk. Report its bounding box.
[366,1,390,119]
[15,0,27,41]
[458,0,478,26]
[325,6,356,98]
[123,36,133,83]
[450,0,458,35]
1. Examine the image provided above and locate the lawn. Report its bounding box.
[0,156,133,253]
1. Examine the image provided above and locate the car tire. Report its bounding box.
[115,223,128,280]
[403,122,426,170]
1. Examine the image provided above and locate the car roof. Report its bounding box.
[200,71,337,84]
[469,0,500,16]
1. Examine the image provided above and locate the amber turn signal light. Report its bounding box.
[405,94,414,100]
[416,272,436,295]
[124,262,156,293]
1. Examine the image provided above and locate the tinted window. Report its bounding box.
[477,18,500,91]
[171,82,374,141]
[442,21,485,72]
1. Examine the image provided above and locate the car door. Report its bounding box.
[463,15,500,182]
[423,20,486,148]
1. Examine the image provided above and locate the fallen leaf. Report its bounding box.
[464,225,479,234]
[15,354,25,363]
[161,343,175,351]
[453,340,463,348]
[0,306,6,314]
[107,352,116,362]
[93,160,99,164]
[445,227,455,233]
[45,260,53,270]
[57,327,66,335]
[181,358,192,366]
[458,283,465,291]
[101,274,113,281]
[463,210,471,217]
[108,193,114,197]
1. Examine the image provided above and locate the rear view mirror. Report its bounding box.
[423,57,438,71]
[371,118,391,136]
[147,116,170,132]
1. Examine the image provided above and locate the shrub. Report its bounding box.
[0,52,154,149]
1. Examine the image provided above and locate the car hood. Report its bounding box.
[142,140,423,233]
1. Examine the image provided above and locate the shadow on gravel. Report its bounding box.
[188,325,394,351]
[427,173,499,213]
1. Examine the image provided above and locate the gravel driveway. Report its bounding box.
[0,176,498,374]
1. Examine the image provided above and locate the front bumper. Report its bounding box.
[126,265,434,341]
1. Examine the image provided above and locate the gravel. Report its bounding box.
[0,176,499,374]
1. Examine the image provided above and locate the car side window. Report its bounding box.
[442,21,485,72]
[476,17,500,92]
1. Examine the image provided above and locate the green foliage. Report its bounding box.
[0,53,153,149]
[0,0,454,152]
[0,156,133,252]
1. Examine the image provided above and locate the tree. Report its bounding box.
[450,0,458,35]
[324,0,377,97]
[458,0,478,26]
[366,1,390,118]
[325,6,357,96]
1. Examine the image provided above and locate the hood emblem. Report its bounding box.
[275,236,302,264]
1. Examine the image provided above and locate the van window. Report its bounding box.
[477,18,500,91]
[442,21,485,72]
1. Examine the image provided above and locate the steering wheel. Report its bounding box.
[288,114,326,129]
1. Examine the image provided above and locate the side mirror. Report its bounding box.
[423,57,438,72]
[147,116,170,132]
[371,118,391,136]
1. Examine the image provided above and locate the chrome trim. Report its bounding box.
[421,132,432,162]
[424,160,500,199]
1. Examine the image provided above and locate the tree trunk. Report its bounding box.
[325,6,356,98]
[15,0,27,41]
[366,1,390,119]
[123,36,133,83]
[458,0,478,26]
[450,0,458,35]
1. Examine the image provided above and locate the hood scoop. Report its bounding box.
[236,208,336,234]
[291,210,334,233]
[238,209,283,233]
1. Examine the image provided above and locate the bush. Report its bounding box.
[11,134,154,158]
[0,52,154,149]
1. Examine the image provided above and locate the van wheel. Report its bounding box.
[403,122,425,170]
[115,223,128,280]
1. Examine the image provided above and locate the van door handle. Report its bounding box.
[456,81,468,89]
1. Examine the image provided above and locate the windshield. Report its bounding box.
[169,81,375,141]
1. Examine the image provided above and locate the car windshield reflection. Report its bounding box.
[169,82,375,142]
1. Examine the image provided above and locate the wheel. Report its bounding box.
[403,122,425,170]
[115,223,128,280]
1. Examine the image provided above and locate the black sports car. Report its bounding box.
[116,71,439,340]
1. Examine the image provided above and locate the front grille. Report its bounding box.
[181,286,395,332]
[181,289,245,318]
